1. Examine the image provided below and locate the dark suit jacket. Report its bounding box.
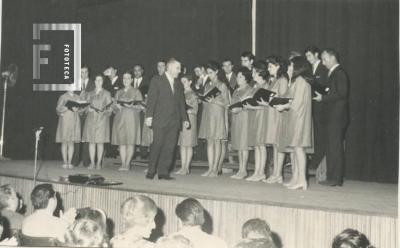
[145,74,188,128]
[80,79,95,100]
[221,72,238,94]
[135,77,150,97]
[321,65,349,126]
[103,76,123,97]
[313,62,329,87]
[194,76,211,95]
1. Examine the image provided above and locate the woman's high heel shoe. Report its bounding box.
[263,176,283,184]
[287,181,308,190]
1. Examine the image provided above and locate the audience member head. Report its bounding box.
[122,71,134,88]
[241,51,255,69]
[175,198,205,227]
[236,67,252,87]
[81,65,90,80]
[120,196,157,238]
[64,219,108,248]
[166,58,182,79]
[76,207,107,233]
[133,64,144,79]
[181,74,194,90]
[321,48,340,69]
[304,45,321,65]
[242,218,272,240]
[157,60,166,76]
[222,58,234,75]
[94,74,105,89]
[30,183,56,212]
[288,56,311,81]
[266,56,288,79]
[332,229,374,248]
[205,61,221,82]
[0,184,19,212]
[155,234,194,248]
[252,61,269,83]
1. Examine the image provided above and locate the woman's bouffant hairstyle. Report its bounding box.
[266,55,288,80]
[290,56,312,82]
[64,219,109,248]
[332,229,374,248]
[175,198,205,226]
[236,67,253,84]
[253,61,269,81]
[120,195,157,231]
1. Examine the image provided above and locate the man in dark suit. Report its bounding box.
[305,46,329,171]
[72,65,95,167]
[103,65,123,97]
[221,58,237,93]
[103,65,122,159]
[145,58,189,180]
[314,48,349,186]
[133,64,150,160]
[193,64,210,95]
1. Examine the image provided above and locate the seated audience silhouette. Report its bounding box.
[172,198,227,248]
[21,183,76,241]
[234,218,277,248]
[0,184,24,238]
[111,195,157,248]
[64,218,109,247]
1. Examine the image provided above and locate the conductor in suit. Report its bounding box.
[305,46,329,170]
[145,58,190,180]
[314,48,349,186]
[72,65,95,167]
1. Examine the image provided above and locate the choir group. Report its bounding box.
[55,46,349,190]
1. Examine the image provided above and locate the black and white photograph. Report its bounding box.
[0,0,398,247]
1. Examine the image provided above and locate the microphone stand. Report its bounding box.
[0,74,8,160]
[33,128,43,186]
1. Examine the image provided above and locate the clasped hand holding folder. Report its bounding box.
[65,100,90,111]
[198,87,221,101]
[311,82,330,96]
[117,99,146,108]
[228,88,292,110]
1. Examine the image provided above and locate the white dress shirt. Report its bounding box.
[22,209,69,240]
[165,72,175,93]
[226,72,232,82]
[111,76,119,85]
[312,60,321,75]
[134,77,143,88]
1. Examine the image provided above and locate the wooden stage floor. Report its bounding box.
[0,159,397,218]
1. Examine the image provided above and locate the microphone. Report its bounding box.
[32,127,44,132]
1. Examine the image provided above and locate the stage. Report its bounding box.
[0,159,397,247]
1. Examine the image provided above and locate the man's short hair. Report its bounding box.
[322,48,340,62]
[304,45,321,56]
[222,58,234,64]
[133,64,144,71]
[166,58,181,68]
[175,198,205,226]
[30,183,55,210]
[0,184,15,210]
[241,51,255,61]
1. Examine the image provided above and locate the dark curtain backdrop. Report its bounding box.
[1,0,251,159]
[1,0,398,183]
[256,0,399,183]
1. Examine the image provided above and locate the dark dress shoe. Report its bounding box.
[218,170,223,176]
[319,180,343,187]
[158,175,175,180]
[145,173,155,179]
